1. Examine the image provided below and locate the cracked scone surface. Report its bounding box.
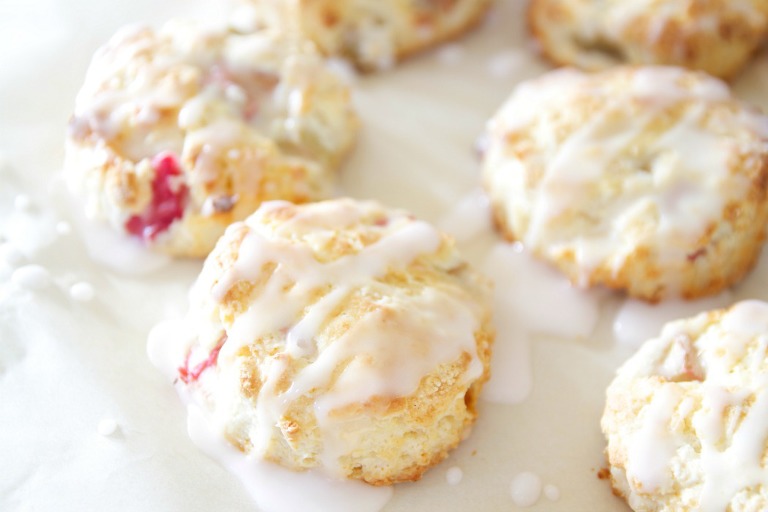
[65,20,358,257]
[482,66,768,302]
[171,198,493,485]
[602,300,768,511]
[233,0,492,70]
[528,0,768,79]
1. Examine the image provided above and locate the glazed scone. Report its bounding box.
[602,300,768,511]
[482,66,768,302]
[232,0,493,70]
[153,198,493,485]
[65,20,358,258]
[528,0,768,80]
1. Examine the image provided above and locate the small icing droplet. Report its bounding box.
[437,44,464,66]
[69,282,96,302]
[324,57,358,85]
[487,51,526,78]
[543,484,560,501]
[510,471,542,507]
[186,405,393,512]
[14,194,32,211]
[225,84,247,104]
[97,417,118,436]
[11,264,50,289]
[56,221,72,235]
[445,466,463,486]
[0,243,25,266]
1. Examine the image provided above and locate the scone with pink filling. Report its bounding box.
[482,66,768,302]
[232,0,493,70]
[602,300,768,511]
[151,198,493,485]
[65,20,357,257]
[528,0,768,80]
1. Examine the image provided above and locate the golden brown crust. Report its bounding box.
[233,0,493,71]
[528,0,768,80]
[482,66,768,301]
[65,20,358,258]
[182,199,494,484]
[601,302,768,510]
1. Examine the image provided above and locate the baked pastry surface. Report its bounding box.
[174,198,493,485]
[602,300,768,511]
[233,0,493,70]
[482,66,768,301]
[65,20,358,257]
[528,0,768,79]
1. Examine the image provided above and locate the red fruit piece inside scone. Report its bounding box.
[125,151,189,242]
[178,338,225,385]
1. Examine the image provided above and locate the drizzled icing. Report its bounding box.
[553,0,768,74]
[604,0,766,48]
[625,384,682,493]
[186,405,393,512]
[70,21,283,161]
[232,0,489,71]
[484,67,765,294]
[612,301,768,509]
[65,19,356,244]
[438,191,602,405]
[162,199,487,478]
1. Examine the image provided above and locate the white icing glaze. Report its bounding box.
[486,50,528,78]
[437,188,492,245]
[0,243,26,267]
[323,57,358,86]
[168,201,485,476]
[65,19,355,242]
[186,405,393,512]
[14,194,32,212]
[10,264,51,290]
[480,320,531,405]
[70,201,172,275]
[625,384,682,493]
[445,466,463,486]
[487,68,590,134]
[543,484,560,501]
[55,221,72,235]
[480,242,601,405]
[484,243,601,339]
[437,44,465,66]
[697,386,768,511]
[147,318,196,378]
[510,471,542,507]
[562,0,767,72]
[484,67,760,291]
[605,0,764,49]
[212,212,446,360]
[613,291,734,347]
[97,417,119,437]
[69,281,96,302]
[620,301,768,507]
[720,299,768,337]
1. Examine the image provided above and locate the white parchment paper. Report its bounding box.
[3,0,768,510]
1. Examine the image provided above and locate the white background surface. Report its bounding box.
[2,0,768,510]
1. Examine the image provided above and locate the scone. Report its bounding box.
[65,20,358,258]
[232,0,493,70]
[159,198,493,485]
[482,66,768,302]
[602,300,768,511]
[528,0,768,79]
